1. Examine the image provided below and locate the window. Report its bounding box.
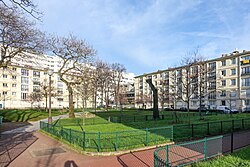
[208,92,216,99]
[230,91,236,97]
[231,58,236,65]
[3,91,7,95]
[221,70,226,76]
[12,84,17,87]
[245,100,250,105]
[21,69,29,76]
[2,74,7,78]
[247,90,250,97]
[21,85,29,91]
[21,92,28,100]
[231,79,236,85]
[12,67,17,71]
[231,69,236,75]
[221,60,226,66]
[221,80,226,86]
[209,62,216,71]
[21,77,29,84]
[12,92,16,96]
[33,71,40,77]
[221,90,226,96]
[221,100,226,105]
[33,86,40,92]
[242,55,250,60]
[3,83,8,87]
[12,75,17,79]
[242,67,250,75]
[57,98,63,101]
[242,78,250,87]
[57,82,63,87]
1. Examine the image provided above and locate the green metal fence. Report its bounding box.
[40,121,173,152]
[55,112,214,126]
[154,136,223,167]
[0,116,3,125]
[174,118,250,141]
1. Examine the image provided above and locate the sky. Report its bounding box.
[35,0,250,75]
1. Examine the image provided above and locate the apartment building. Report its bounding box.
[0,52,135,109]
[135,50,250,112]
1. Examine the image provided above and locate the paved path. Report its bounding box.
[1,114,69,134]
[0,113,155,167]
[3,132,155,167]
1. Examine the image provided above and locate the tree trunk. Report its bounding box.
[68,84,75,118]
[45,95,48,112]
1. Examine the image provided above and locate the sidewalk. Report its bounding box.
[0,113,155,167]
[1,114,69,134]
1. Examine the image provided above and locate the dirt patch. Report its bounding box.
[0,122,30,133]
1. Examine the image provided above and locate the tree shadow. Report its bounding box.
[0,132,38,167]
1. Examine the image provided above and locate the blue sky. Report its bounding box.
[36,0,250,75]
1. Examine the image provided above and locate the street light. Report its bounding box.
[48,69,54,124]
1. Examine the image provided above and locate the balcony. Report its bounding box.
[208,86,216,90]
[241,72,250,76]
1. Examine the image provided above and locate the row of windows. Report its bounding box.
[221,58,236,66]
[221,79,236,86]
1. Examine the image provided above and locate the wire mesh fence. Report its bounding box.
[173,118,250,141]
[40,121,173,152]
[154,136,223,167]
[55,112,216,126]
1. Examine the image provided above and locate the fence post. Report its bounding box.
[115,130,118,151]
[231,132,234,153]
[191,124,194,138]
[242,119,244,129]
[70,128,72,144]
[204,137,207,160]
[207,122,210,135]
[146,115,148,121]
[232,120,234,132]
[220,121,223,133]
[83,131,86,150]
[98,131,101,152]
[60,126,63,138]
[146,128,148,146]
[165,145,169,167]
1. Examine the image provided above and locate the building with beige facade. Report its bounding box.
[135,50,250,112]
[0,52,135,109]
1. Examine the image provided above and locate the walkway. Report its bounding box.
[1,114,69,134]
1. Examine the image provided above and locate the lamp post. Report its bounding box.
[48,69,54,124]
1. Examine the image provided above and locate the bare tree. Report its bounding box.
[0,0,42,19]
[0,4,45,68]
[175,54,200,124]
[27,92,42,108]
[49,34,96,118]
[75,64,94,112]
[40,78,57,112]
[110,63,126,109]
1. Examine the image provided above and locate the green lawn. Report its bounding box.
[43,110,250,152]
[190,147,250,167]
[0,109,65,122]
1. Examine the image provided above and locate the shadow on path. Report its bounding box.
[0,132,38,167]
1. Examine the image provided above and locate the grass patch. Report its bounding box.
[190,147,250,167]
[0,109,65,122]
[45,110,250,152]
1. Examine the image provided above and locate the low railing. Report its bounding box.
[40,121,173,152]
[154,136,223,167]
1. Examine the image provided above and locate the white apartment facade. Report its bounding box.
[0,52,135,109]
[135,50,250,112]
